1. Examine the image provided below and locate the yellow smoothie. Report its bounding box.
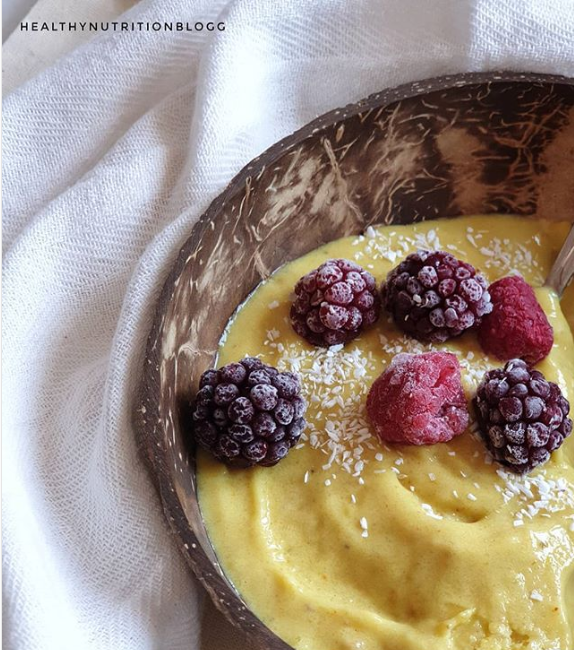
[198,215,574,650]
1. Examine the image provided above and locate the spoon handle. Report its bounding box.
[546,224,574,297]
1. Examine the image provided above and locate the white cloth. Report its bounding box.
[2,0,138,95]
[3,1,574,648]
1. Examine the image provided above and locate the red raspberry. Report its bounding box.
[366,352,469,445]
[290,259,380,347]
[477,276,553,365]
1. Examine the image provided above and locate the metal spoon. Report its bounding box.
[546,223,574,296]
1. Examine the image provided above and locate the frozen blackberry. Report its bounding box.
[191,357,307,467]
[474,359,572,474]
[290,258,380,347]
[382,250,492,343]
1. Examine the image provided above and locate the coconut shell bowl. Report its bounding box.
[134,72,574,649]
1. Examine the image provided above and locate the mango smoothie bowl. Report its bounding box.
[135,73,574,650]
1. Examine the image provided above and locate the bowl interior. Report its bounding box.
[136,72,574,649]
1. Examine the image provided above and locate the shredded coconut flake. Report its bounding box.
[477,236,543,284]
[360,517,369,537]
[265,338,379,479]
[421,503,443,520]
[496,468,574,531]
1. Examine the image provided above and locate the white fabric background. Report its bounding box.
[2,0,138,93]
[3,1,574,648]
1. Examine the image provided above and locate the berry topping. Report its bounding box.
[290,258,380,347]
[477,275,554,364]
[366,352,469,445]
[474,359,572,473]
[381,250,492,342]
[191,358,307,467]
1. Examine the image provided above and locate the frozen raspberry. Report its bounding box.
[382,250,492,342]
[191,357,307,467]
[290,258,380,347]
[477,275,553,364]
[366,352,469,445]
[474,358,571,473]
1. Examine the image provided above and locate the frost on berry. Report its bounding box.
[477,275,553,364]
[290,258,380,347]
[366,352,469,446]
[474,359,571,473]
[191,358,307,467]
[382,250,492,342]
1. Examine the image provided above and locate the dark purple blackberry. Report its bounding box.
[474,359,572,474]
[290,258,380,347]
[382,250,492,343]
[191,357,307,467]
